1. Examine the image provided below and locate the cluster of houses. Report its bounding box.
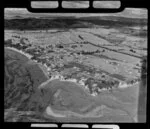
[118,79,139,89]
[6,42,140,95]
[49,74,85,86]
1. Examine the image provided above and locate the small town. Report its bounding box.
[4,5,147,123]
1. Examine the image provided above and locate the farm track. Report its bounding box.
[78,31,142,59]
[88,42,142,59]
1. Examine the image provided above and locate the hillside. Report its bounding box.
[5,16,147,30]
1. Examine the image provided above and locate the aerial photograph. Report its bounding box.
[4,1,147,123]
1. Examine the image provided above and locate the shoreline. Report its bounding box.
[5,46,50,80]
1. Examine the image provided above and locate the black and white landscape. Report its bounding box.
[4,7,147,122]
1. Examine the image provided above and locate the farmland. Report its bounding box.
[4,12,147,122]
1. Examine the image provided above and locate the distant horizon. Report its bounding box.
[4,8,147,19]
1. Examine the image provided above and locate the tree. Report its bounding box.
[102,49,105,52]
[5,39,12,46]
